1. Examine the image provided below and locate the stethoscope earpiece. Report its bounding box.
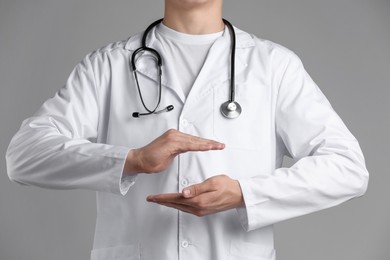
[132,105,175,118]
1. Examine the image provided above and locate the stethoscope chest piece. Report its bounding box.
[220,101,242,119]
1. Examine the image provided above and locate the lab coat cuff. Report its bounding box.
[118,149,137,196]
[105,146,135,195]
[236,178,267,232]
[119,175,136,195]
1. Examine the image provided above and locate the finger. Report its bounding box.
[146,193,182,202]
[147,192,207,207]
[149,191,221,212]
[153,201,212,217]
[174,132,225,153]
[147,193,198,206]
[187,136,225,151]
[188,135,224,149]
[182,178,217,198]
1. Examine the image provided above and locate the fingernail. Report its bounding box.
[216,142,224,148]
[183,189,191,197]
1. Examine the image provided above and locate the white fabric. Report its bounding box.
[156,23,222,98]
[6,24,369,260]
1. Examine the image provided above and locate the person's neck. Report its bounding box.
[163,2,224,35]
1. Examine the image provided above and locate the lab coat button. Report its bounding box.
[181,119,188,127]
[181,240,189,248]
[181,179,189,186]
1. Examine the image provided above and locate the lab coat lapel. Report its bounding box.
[183,26,253,113]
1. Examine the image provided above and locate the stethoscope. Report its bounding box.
[131,18,241,119]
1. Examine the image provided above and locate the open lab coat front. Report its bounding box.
[6,25,369,260]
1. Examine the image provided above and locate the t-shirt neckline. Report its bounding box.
[156,23,224,45]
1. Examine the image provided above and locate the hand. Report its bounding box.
[124,129,225,174]
[146,175,245,216]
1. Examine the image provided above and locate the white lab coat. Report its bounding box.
[6,25,369,260]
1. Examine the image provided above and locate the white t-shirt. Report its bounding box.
[155,23,223,99]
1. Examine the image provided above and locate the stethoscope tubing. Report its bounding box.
[222,18,236,103]
[131,18,241,119]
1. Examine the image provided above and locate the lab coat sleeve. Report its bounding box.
[236,52,369,231]
[6,55,135,195]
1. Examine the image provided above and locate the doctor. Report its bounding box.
[6,0,369,259]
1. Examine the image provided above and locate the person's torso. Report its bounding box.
[89,25,286,260]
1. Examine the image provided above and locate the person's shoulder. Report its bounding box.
[236,27,306,81]
[87,41,126,62]
[256,37,298,62]
[236,27,299,61]
[84,32,143,62]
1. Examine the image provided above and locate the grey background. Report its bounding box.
[0,0,389,259]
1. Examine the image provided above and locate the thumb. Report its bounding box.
[182,179,214,198]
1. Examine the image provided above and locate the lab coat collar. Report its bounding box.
[124,24,255,103]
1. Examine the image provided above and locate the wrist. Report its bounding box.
[123,149,142,176]
[234,180,246,208]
